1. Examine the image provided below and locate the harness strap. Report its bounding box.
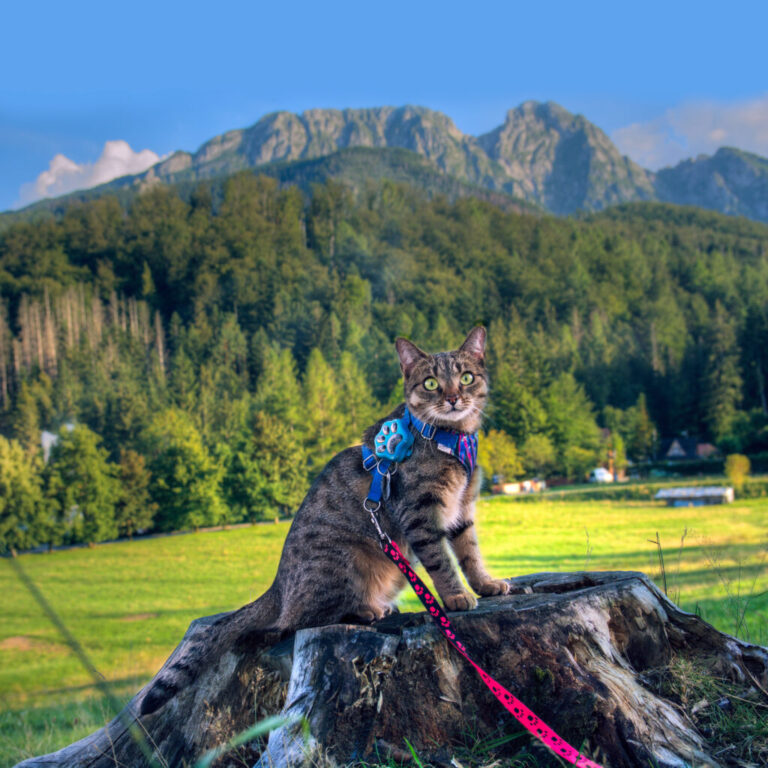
[379,538,602,768]
[362,449,391,511]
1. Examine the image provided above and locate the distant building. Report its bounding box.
[655,486,734,506]
[658,436,719,461]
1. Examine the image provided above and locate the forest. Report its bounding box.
[1,174,767,552]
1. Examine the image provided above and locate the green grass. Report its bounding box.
[1,497,767,767]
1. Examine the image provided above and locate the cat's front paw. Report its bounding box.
[476,578,511,596]
[444,590,478,611]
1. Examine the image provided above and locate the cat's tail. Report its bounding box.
[139,586,282,716]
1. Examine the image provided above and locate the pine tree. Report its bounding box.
[303,348,343,473]
[11,380,41,455]
[254,345,302,427]
[628,393,655,461]
[543,373,603,477]
[337,351,378,441]
[115,449,156,537]
[703,303,743,442]
[488,369,548,446]
[220,412,308,521]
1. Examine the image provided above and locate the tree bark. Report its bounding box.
[14,570,768,768]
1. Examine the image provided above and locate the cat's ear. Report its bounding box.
[395,337,428,376]
[459,326,486,362]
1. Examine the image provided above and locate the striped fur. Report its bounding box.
[140,327,508,715]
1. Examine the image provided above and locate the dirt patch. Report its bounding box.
[118,612,159,622]
[0,635,68,654]
[0,636,35,651]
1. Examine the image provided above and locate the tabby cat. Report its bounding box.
[141,326,507,714]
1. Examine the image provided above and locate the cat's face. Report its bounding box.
[395,327,488,433]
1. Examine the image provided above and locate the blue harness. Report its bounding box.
[362,407,478,515]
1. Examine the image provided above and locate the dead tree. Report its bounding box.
[14,571,768,768]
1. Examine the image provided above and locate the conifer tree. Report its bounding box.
[703,302,743,442]
[627,393,655,461]
[11,380,41,455]
[254,345,302,427]
[220,412,308,521]
[337,351,378,440]
[115,449,156,537]
[303,348,343,473]
[543,373,603,476]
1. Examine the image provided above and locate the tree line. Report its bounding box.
[1,175,767,551]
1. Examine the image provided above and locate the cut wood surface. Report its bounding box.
[14,571,768,768]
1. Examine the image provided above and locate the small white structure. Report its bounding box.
[40,423,75,462]
[589,467,614,483]
[654,486,734,507]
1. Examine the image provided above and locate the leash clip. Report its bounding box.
[364,500,391,544]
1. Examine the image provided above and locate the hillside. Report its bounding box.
[1,179,768,553]
[0,146,538,232]
[6,101,768,224]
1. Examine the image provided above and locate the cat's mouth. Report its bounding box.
[418,401,479,428]
[437,403,468,421]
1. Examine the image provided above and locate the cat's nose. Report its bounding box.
[445,394,459,406]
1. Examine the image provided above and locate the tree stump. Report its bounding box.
[14,571,768,768]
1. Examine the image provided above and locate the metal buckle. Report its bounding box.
[420,421,435,440]
[362,453,378,472]
[363,498,381,514]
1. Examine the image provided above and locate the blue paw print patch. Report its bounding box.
[374,419,414,463]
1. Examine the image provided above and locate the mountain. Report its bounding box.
[655,147,768,222]
[5,102,768,224]
[141,106,508,190]
[477,101,655,214]
[125,102,655,215]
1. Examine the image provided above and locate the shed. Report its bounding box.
[654,486,734,506]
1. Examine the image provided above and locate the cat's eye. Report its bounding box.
[423,377,439,391]
[460,372,474,385]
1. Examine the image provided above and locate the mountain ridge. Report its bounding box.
[6,102,768,223]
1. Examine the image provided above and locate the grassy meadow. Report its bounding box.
[1,494,767,766]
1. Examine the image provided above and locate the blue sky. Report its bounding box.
[3,0,767,211]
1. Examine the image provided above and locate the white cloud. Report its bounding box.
[612,94,768,170]
[17,140,161,207]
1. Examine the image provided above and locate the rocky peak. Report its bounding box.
[478,100,653,214]
[655,146,768,221]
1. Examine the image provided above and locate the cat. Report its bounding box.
[140,326,509,715]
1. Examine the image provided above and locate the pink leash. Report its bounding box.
[380,538,602,768]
